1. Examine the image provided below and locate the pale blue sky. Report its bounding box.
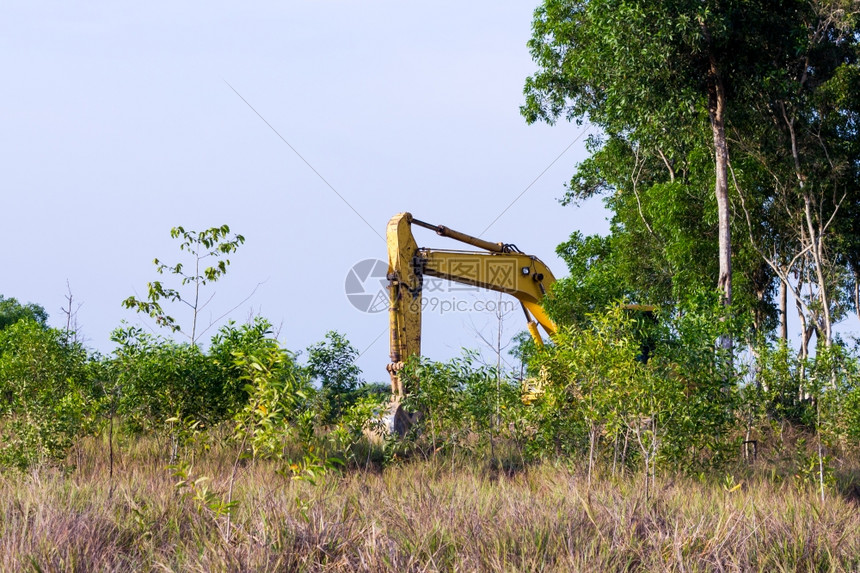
[1,1,610,379]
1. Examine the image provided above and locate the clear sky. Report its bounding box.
[1,1,611,381]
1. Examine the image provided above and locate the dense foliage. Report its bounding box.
[523,0,860,348]
[0,295,48,331]
[0,320,92,468]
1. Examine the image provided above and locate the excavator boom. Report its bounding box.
[386,212,557,399]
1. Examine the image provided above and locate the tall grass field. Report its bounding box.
[1,435,858,572]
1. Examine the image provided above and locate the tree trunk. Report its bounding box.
[708,62,732,305]
[855,269,860,322]
[779,278,788,342]
[797,298,809,361]
[708,56,733,355]
[783,101,832,349]
[803,195,833,347]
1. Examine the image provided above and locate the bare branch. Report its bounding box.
[195,279,268,341]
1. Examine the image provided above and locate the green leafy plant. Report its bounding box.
[123,225,245,346]
[0,320,94,469]
[108,325,224,441]
[231,337,308,460]
[305,331,363,423]
[209,317,281,417]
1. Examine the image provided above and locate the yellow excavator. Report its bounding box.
[384,212,558,433]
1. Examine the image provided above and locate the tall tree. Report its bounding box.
[732,0,860,350]
[522,0,806,321]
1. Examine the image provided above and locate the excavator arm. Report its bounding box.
[386,212,557,398]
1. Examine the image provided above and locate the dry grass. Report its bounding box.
[1,436,859,572]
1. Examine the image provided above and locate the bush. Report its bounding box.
[0,320,93,468]
[305,331,363,424]
[526,297,740,476]
[400,352,523,458]
[108,325,224,434]
[209,317,285,417]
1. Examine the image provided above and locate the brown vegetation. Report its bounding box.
[1,436,858,572]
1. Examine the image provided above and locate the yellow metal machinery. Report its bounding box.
[384,212,558,432]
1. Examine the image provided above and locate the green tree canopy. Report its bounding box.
[0,295,48,331]
[523,0,814,319]
[305,331,362,395]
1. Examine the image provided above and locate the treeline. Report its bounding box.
[3,287,860,500]
[0,295,382,474]
[396,300,860,495]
